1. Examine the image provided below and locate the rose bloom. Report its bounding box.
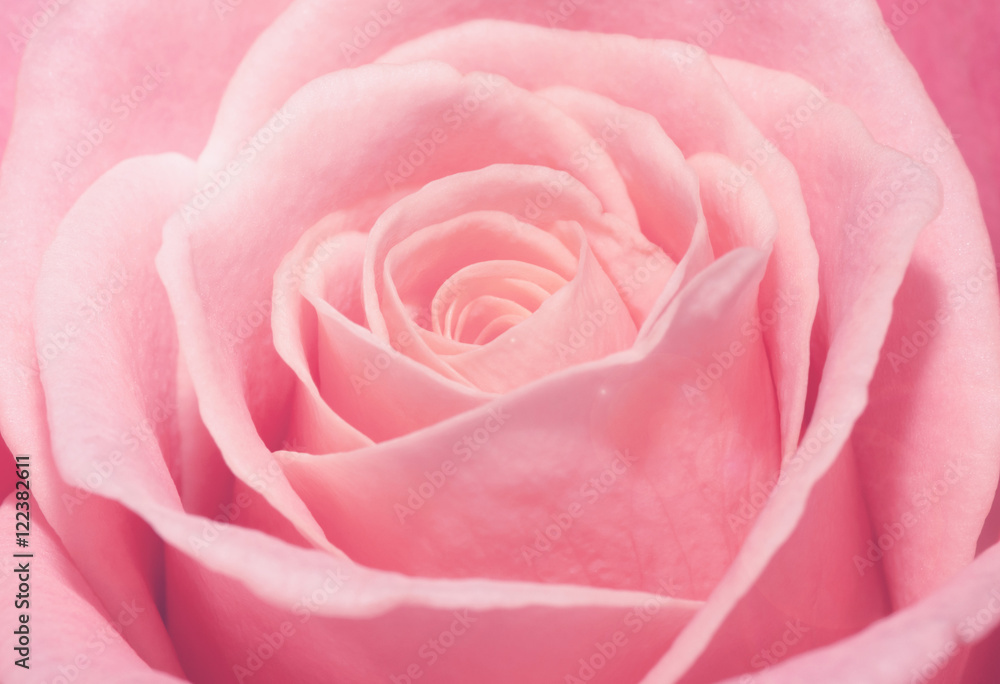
[1,0,999,682]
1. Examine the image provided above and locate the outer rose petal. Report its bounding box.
[33,156,203,675]
[0,0,292,669]
[0,497,185,683]
[29,161,213,675]
[706,0,1000,615]
[0,0,34,160]
[713,56,1000,612]
[160,61,646,548]
[165,50,785,596]
[876,0,1000,255]
[871,19,1000,681]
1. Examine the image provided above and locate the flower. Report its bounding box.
[1,1,999,683]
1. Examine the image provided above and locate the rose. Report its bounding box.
[1,2,999,684]
[3,1,1000,682]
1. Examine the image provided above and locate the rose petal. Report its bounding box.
[284,246,780,598]
[372,209,578,366]
[271,217,376,455]
[0,437,14,502]
[876,0,1000,256]
[37,153,702,682]
[534,87,692,320]
[275,194,492,446]
[640,65,945,684]
[713,540,1000,684]
[0,0,291,668]
[717,54,1000,612]
[686,153,779,256]
[161,63,644,540]
[32,156,209,675]
[0,0,33,160]
[306,294,491,443]
[0,497,185,683]
[364,165,641,392]
[536,87,702,265]
[701,0,1000,625]
[378,18,817,470]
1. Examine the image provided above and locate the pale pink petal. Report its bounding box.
[273,191,493,445]
[702,0,1000,621]
[0,0,33,160]
[271,215,375,454]
[307,296,491,442]
[31,157,206,676]
[0,497,186,683]
[369,209,578,378]
[0,0,291,669]
[640,69,945,684]
[536,87,689,321]
[439,221,636,391]
[0,437,13,501]
[686,153,779,256]
[716,55,1000,615]
[876,0,1000,255]
[159,519,700,684]
[430,261,567,341]
[713,540,1000,684]
[536,87,702,265]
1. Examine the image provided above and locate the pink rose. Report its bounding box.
[2,1,999,683]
